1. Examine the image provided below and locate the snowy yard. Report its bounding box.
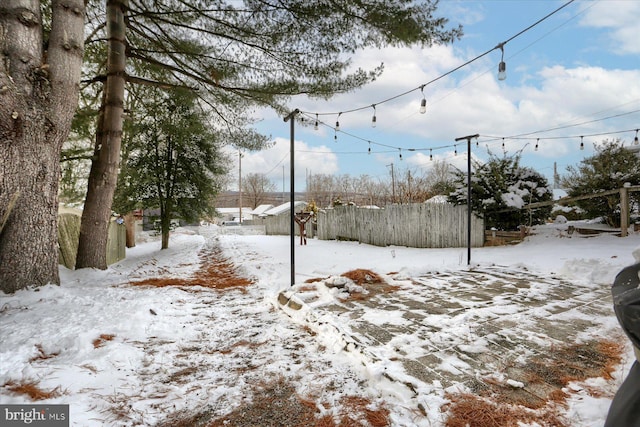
[1,224,639,426]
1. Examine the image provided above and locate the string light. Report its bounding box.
[502,137,505,150]
[454,145,457,156]
[371,105,377,128]
[299,1,575,130]
[398,148,402,160]
[295,109,633,165]
[420,86,427,114]
[335,112,341,132]
[314,114,318,130]
[497,43,507,81]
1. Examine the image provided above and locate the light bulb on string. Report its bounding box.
[502,138,505,151]
[371,105,377,128]
[497,43,507,81]
[535,138,539,151]
[429,149,433,161]
[634,129,639,146]
[334,129,337,142]
[454,145,457,156]
[314,113,318,131]
[368,141,371,154]
[398,148,402,161]
[419,86,427,114]
[580,136,584,150]
[335,112,341,132]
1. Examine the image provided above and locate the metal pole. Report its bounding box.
[455,134,479,265]
[284,109,299,286]
[238,151,242,225]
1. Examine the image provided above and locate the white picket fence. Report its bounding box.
[316,203,484,248]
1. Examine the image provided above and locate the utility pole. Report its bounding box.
[454,133,479,265]
[387,163,395,204]
[238,151,242,224]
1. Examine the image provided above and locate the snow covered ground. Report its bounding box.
[1,222,639,426]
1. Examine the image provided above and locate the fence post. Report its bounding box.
[620,187,629,237]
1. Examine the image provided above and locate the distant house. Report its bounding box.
[425,195,449,204]
[625,143,640,158]
[261,201,307,216]
[252,201,309,236]
[249,204,275,217]
[215,207,253,223]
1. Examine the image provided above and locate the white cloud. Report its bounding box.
[579,1,640,54]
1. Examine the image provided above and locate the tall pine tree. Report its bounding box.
[75,0,463,269]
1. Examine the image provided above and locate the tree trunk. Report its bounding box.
[0,0,85,294]
[76,0,128,269]
[124,212,136,247]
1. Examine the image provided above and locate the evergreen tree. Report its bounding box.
[449,152,553,230]
[561,139,640,227]
[76,0,463,269]
[113,87,226,249]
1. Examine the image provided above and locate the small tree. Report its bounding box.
[113,87,226,249]
[425,160,456,197]
[449,152,553,230]
[561,139,640,227]
[242,173,277,209]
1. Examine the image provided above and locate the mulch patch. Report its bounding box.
[130,245,252,291]
[443,339,625,427]
[340,269,401,301]
[157,377,390,427]
[304,269,400,302]
[2,379,64,400]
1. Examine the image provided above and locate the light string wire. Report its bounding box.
[479,110,640,142]
[300,107,639,154]
[296,127,639,155]
[298,0,576,119]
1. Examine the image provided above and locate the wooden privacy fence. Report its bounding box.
[248,213,316,238]
[316,203,484,248]
[58,213,126,269]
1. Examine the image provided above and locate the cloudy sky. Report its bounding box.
[229,0,640,192]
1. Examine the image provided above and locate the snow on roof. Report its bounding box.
[425,195,449,204]
[553,189,568,200]
[263,201,306,216]
[217,207,252,214]
[249,204,274,216]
